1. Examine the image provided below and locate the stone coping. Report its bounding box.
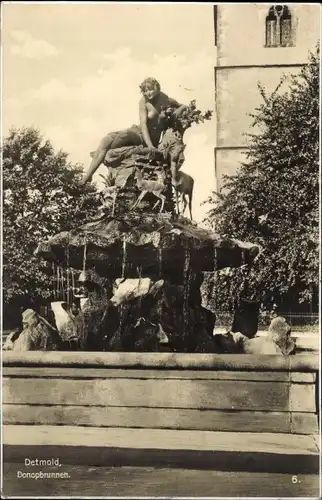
[2,352,319,371]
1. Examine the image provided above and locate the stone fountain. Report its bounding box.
[36,104,260,353]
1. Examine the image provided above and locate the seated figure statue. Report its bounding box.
[214,316,296,355]
[82,77,187,184]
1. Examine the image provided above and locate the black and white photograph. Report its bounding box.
[1,2,320,498]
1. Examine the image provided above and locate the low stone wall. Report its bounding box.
[2,352,319,472]
[3,352,318,433]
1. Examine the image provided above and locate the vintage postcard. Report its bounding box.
[1,2,321,498]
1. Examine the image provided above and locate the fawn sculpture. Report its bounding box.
[131,167,166,213]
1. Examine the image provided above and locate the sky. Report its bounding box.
[2,2,217,224]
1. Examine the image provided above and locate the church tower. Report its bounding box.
[214,4,320,192]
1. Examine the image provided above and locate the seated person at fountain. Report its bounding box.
[82,77,186,183]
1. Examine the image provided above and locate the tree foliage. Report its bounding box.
[204,47,319,313]
[3,127,101,309]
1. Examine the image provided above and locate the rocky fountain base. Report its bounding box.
[36,204,259,353]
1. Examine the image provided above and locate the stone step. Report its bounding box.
[3,425,319,474]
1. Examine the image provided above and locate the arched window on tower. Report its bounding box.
[266,5,293,47]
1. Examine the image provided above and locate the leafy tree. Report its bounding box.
[2,127,101,317]
[204,47,319,315]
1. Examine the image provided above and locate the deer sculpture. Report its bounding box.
[131,167,166,213]
[173,171,194,220]
[158,127,194,219]
[159,128,185,183]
